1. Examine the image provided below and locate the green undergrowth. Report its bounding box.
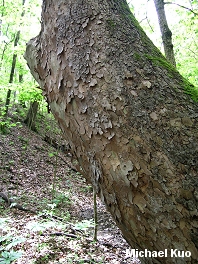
[0,215,96,264]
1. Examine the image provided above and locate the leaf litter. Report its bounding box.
[0,122,141,264]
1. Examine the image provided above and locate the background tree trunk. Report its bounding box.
[24,100,39,131]
[5,52,18,115]
[25,0,198,263]
[153,0,176,67]
[4,0,26,116]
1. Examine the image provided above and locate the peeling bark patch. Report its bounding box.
[133,193,147,213]
[89,78,97,87]
[150,112,158,121]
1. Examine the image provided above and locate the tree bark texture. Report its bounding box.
[153,0,176,67]
[25,1,198,263]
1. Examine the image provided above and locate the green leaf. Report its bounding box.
[0,250,23,263]
[5,237,26,250]
[48,152,55,158]
[74,220,95,231]
[25,220,57,232]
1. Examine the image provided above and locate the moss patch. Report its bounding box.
[133,52,142,61]
[106,19,116,28]
[144,54,177,74]
[181,76,198,102]
[145,54,198,101]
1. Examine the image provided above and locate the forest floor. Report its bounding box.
[0,117,141,264]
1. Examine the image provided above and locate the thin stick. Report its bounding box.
[93,188,98,241]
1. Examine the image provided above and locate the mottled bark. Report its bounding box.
[25,0,198,263]
[153,0,176,67]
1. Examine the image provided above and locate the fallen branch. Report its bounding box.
[0,192,36,214]
[40,232,77,238]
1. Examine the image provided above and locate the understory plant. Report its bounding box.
[0,218,26,264]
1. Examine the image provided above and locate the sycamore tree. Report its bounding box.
[25,0,198,263]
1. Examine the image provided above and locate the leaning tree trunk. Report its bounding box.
[25,0,198,263]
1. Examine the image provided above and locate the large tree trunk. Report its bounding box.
[24,0,198,263]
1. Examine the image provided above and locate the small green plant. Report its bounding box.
[37,242,48,251]
[0,234,25,264]
[38,192,71,218]
[40,200,71,221]
[48,151,57,158]
[81,185,93,193]
[0,250,23,264]
[18,136,29,144]
[0,218,9,231]
[0,120,12,135]
[52,192,71,207]
[25,220,57,232]
[25,219,67,233]
[0,121,7,134]
[0,117,22,134]
[0,236,26,251]
[74,220,95,232]
[40,254,50,261]
[0,219,26,264]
